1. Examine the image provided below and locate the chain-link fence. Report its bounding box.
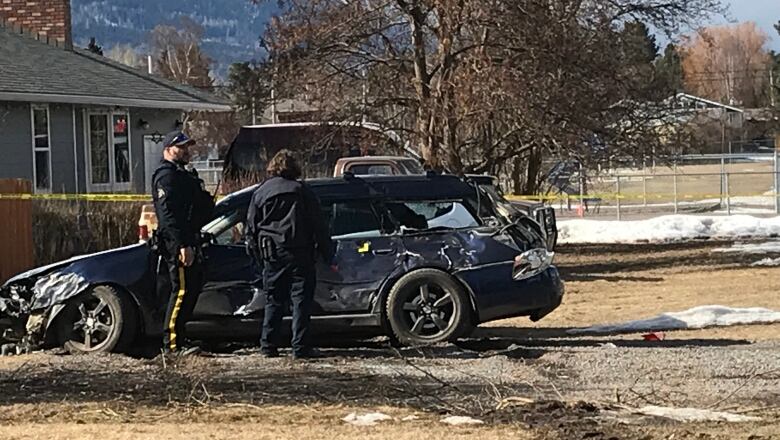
[544,153,780,220]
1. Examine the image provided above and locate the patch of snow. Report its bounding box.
[568,305,780,334]
[714,241,780,254]
[401,415,420,421]
[558,215,780,244]
[441,416,485,425]
[752,257,780,266]
[342,412,393,426]
[636,406,761,422]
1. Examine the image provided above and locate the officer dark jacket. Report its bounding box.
[247,176,333,262]
[152,160,215,250]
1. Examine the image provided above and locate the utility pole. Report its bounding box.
[771,68,776,108]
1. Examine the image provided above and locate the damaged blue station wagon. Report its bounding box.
[0,174,563,354]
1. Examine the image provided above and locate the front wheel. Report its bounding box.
[386,269,472,345]
[55,285,137,354]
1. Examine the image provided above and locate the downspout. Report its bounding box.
[72,105,79,193]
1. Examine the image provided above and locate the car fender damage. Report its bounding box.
[0,270,90,353]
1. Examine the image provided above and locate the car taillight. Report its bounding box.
[138,224,149,241]
[513,248,554,281]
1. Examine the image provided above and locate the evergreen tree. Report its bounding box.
[227,61,272,125]
[87,37,103,56]
[655,43,685,95]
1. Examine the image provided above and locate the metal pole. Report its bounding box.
[616,175,621,221]
[775,149,779,215]
[720,156,725,206]
[579,162,584,216]
[641,156,647,208]
[673,161,678,214]
[725,172,731,215]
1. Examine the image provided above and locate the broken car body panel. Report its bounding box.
[1,175,564,348]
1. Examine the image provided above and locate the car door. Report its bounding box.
[314,198,402,315]
[192,210,257,318]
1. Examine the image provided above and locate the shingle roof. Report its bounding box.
[0,25,231,111]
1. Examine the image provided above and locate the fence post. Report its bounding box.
[725,172,731,215]
[775,149,779,215]
[720,156,725,206]
[673,162,678,214]
[616,175,621,221]
[578,162,584,216]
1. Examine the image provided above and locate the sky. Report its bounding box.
[720,0,780,50]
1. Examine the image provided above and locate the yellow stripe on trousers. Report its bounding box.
[169,266,187,352]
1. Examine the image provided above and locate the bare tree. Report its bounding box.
[260,0,722,192]
[150,18,237,159]
[682,22,772,107]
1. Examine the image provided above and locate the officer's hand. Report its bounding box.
[179,247,195,267]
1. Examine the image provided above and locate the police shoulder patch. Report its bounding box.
[157,187,166,199]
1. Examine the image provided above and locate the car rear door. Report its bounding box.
[314,198,401,315]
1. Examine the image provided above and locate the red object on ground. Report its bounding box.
[642,331,666,341]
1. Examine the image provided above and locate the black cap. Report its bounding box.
[162,130,196,148]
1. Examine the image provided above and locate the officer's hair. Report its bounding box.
[267,149,302,180]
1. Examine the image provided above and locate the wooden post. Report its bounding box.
[0,179,34,284]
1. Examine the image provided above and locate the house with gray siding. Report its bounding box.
[0,0,230,194]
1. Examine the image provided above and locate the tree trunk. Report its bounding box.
[405,1,437,168]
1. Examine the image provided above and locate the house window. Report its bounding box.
[86,110,131,190]
[31,105,52,192]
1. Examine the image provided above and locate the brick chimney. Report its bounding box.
[0,0,72,48]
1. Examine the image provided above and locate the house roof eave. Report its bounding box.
[0,91,232,111]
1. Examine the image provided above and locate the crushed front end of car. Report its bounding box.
[0,269,90,354]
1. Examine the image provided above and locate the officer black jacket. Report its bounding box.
[247,176,334,262]
[152,160,215,250]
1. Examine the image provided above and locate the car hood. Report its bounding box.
[3,243,147,287]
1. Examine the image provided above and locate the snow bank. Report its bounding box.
[636,406,761,423]
[568,305,780,335]
[714,241,780,254]
[752,257,780,266]
[441,416,485,425]
[558,215,780,244]
[342,412,392,426]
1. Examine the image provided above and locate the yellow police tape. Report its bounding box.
[0,193,152,202]
[506,193,779,202]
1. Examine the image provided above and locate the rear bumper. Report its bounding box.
[463,266,564,324]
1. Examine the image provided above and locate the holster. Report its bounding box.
[259,236,277,262]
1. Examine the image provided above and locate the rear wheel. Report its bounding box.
[386,269,472,345]
[56,285,137,354]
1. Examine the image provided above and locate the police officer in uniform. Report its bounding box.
[247,150,334,359]
[152,130,214,353]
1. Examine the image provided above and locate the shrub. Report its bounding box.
[33,200,143,266]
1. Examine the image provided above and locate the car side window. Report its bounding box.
[347,164,395,175]
[204,210,246,246]
[387,200,479,230]
[323,200,385,239]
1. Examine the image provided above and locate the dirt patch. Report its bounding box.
[0,240,779,439]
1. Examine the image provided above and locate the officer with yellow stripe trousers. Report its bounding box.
[152,131,214,353]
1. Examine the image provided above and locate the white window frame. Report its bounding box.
[85,109,133,192]
[30,104,53,193]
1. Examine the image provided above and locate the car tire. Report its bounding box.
[385,269,472,346]
[56,285,137,354]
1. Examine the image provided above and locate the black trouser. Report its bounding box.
[260,250,316,354]
[159,245,203,352]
